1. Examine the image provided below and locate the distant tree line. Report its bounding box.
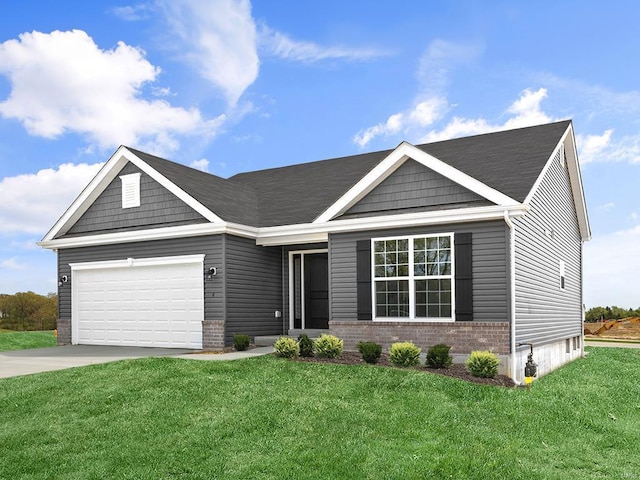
[0,292,57,331]
[585,306,640,323]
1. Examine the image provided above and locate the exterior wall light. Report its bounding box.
[58,275,69,287]
[205,267,217,280]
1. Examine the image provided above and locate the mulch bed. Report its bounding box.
[292,352,515,387]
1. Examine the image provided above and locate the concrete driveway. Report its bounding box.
[0,345,194,379]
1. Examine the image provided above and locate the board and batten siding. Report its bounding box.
[57,235,224,325]
[224,235,283,343]
[329,221,509,322]
[342,159,490,218]
[65,162,206,237]
[513,147,583,345]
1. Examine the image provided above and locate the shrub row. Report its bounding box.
[274,335,500,378]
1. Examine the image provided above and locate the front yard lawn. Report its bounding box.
[0,347,638,479]
[0,330,56,352]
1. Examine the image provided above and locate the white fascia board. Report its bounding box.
[41,147,223,242]
[313,142,520,223]
[42,146,131,241]
[125,151,223,224]
[70,254,206,271]
[523,123,591,241]
[38,222,259,250]
[257,204,527,246]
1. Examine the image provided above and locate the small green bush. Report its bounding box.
[465,350,501,378]
[233,333,251,351]
[314,334,343,359]
[274,336,299,358]
[357,341,382,364]
[298,334,315,357]
[389,341,421,368]
[426,343,453,369]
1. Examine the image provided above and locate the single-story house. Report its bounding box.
[39,119,590,382]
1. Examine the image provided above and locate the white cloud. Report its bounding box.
[111,4,152,21]
[584,225,640,308]
[420,88,552,143]
[576,130,613,164]
[577,131,640,165]
[0,162,103,235]
[259,24,389,63]
[354,97,447,148]
[417,39,483,92]
[0,258,26,270]
[0,30,221,153]
[157,0,259,106]
[597,202,615,212]
[189,159,210,172]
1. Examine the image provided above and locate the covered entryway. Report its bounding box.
[71,254,204,349]
[289,250,329,330]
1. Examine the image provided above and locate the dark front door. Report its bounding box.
[304,253,329,329]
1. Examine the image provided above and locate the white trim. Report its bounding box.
[39,204,528,250]
[314,142,520,223]
[41,146,224,242]
[287,249,328,330]
[70,254,205,271]
[524,122,590,241]
[371,233,455,322]
[504,211,519,384]
[257,204,527,247]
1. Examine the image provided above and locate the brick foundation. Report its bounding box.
[329,320,510,355]
[56,318,71,345]
[202,320,225,350]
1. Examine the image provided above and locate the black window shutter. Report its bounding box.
[455,233,473,321]
[356,240,372,321]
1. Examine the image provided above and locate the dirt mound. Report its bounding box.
[585,317,640,339]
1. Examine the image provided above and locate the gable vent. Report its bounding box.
[120,173,141,209]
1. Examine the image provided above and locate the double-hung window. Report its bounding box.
[373,233,454,321]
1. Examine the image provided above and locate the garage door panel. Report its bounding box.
[72,257,204,349]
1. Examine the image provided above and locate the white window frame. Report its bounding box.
[371,233,455,322]
[120,173,141,209]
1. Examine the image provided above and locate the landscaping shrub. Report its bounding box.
[298,334,315,357]
[465,350,501,378]
[389,341,421,368]
[426,343,453,369]
[314,334,343,358]
[274,336,299,358]
[357,341,382,364]
[233,333,251,351]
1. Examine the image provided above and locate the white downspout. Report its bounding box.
[504,210,520,385]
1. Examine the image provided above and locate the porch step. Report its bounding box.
[288,329,330,339]
[254,335,282,347]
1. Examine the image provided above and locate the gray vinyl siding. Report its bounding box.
[513,147,583,345]
[65,162,206,237]
[57,235,223,323]
[342,160,489,218]
[329,221,509,322]
[224,235,283,343]
[281,243,328,326]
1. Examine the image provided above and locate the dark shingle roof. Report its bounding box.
[130,120,570,228]
[128,148,257,225]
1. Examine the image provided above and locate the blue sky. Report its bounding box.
[0,1,638,308]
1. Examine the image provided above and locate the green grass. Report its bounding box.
[0,330,57,352]
[0,347,638,479]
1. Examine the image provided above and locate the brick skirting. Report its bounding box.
[56,318,71,345]
[202,320,225,350]
[329,320,510,354]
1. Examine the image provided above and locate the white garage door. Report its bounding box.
[71,255,204,349]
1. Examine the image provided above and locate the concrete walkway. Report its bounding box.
[585,340,640,349]
[0,345,274,379]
